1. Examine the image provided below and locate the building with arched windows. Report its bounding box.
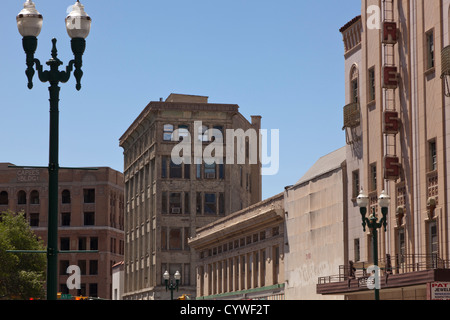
[0,163,124,299]
[317,1,450,300]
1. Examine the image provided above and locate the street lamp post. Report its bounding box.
[16,0,91,301]
[163,270,181,300]
[357,189,391,300]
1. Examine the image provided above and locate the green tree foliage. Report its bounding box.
[0,210,46,299]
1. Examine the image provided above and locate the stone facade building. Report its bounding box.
[119,94,262,300]
[189,193,285,300]
[318,0,450,299]
[0,163,124,299]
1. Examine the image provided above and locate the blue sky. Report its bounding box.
[1,0,361,200]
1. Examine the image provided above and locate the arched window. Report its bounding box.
[17,190,27,205]
[0,191,8,205]
[30,190,39,204]
[350,64,359,103]
[62,189,71,204]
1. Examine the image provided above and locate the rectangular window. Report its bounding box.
[169,192,181,214]
[184,164,190,179]
[368,67,375,101]
[89,260,98,275]
[90,237,98,251]
[60,237,70,251]
[429,221,438,256]
[169,228,182,250]
[79,237,87,250]
[352,170,360,198]
[370,163,377,192]
[426,30,435,70]
[29,213,39,227]
[170,160,182,179]
[354,239,360,262]
[61,212,71,226]
[351,78,358,103]
[429,140,437,171]
[83,189,95,203]
[84,212,95,226]
[196,157,202,179]
[163,124,174,141]
[204,193,216,215]
[204,162,216,179]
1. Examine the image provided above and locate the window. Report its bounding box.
[17,190,26,205]
[90,237,98,250]
[204,193,216,215]
[350,65,359,103]
[169,160,182,179]
[29,213,39,227]
[83,189,95,203]
[60,260,70,276]
[61,212,71,226]
[370,163,377,191]
[352,170,360,198]
[89,260,98,275]
[84,212,95,225]
[0,191,8,205]
[79,237,87,250]
[196,157,202,179]
[354,238,360,262]
[60,238,70,251]
[177,124,189,142]
[169,193,181,214]
[30,190,39,204]
[426,30,435,70]
[204,162,216,179]
[163,124,174,141]
[396,228,406,264]
[62,190,71,204]
[429,220,438,256]
[169,228,182,250]
[89,283,98,297]
[429,140,437,171]
[368,67,375,101]
[184,164,190,179]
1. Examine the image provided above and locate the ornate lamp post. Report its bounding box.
[164,270,181,300]
[16,0,91,300]
[357,189,391,300]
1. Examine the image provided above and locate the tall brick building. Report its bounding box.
[0,163,124,299]
[119,94,262,300]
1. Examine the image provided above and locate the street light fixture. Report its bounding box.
[164,270,181,300]
[357,189,390,300]
[16,0,91,301]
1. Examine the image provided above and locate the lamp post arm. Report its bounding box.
[59,60,76,84]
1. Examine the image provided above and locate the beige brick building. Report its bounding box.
[318,1,450,299]
[119,94,262,300]
[0,163,124,299]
